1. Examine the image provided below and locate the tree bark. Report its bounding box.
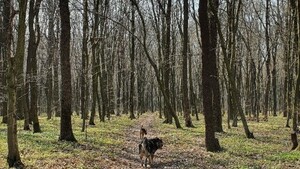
[15,0,28,121]
[89,0,100,125]
[163,0,173,124]
[199,0,221,152]
[209,0,223,132]
[81,0,89,132]
[45,0,56,120]
[129,1,136,119]
[14,0,29,129]
[6,0,24,166]
[27,0,42,133]
[182,0,193,127]
[0,0,6,123]
[264,0,271,121]
[59,0,76,142]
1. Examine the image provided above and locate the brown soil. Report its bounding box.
[113,113,210,169]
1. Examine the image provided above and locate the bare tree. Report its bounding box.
[89,0,100,125]
[45,0,57,120]
[214,0,254,138]
[199,0,221,152]
[264,0,271,121]
[59,0,76,142]
[130,0,181,128]
[81,0,89,132]
[15,0,27,123]
[27,0,42,133]
[6,0,24,166]
[209,0,223,132]
[129,0,136,119]
[182,0,193,127]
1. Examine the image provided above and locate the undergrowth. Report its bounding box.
[0,114,134,168]
[0,113,299,168]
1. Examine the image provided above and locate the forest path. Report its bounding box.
[115,112,209,169]
[116,112,164,169]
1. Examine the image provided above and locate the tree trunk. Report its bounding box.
[209,0,223,132]
[27,0,42,133]
[182,0,193,127]
[53,49,60,117]
[99,0,109,122]
[199,0,221,152]
[59,0,76,142]
[6,1,24,166]
[14,0,29,129]
[264,0,271,121]
[287,0,300,151]
[129,1,136,119]
[15,0,28,121]
[7,51,25,169]
[291,133,298,151]
[163,0,173,124]
[291,0,298,132]
[89,0,100,125]
[45,0,56,120]
[81,0,89,132]
[0,1,7,123]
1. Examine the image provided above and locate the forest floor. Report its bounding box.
[1,112,300,168]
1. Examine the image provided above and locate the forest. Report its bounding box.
[1,0,300,168]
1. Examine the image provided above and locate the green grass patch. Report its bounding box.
[0,114,135,168]
[150,113,299,168]
[1,112,300,168]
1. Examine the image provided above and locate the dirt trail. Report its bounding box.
[116,113,162,169]
[113,113,208,169]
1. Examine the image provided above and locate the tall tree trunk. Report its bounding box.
[53,49,60,117]
[7,49,25,169]
[291,0,298,132]
[27,0,42,133]
[15,0,28,121]
[182,0,193,127]
[199,0,221,152]
[59,0,76,142]
[272,41,277,117]
[264,0,271,121]
[45,0,56,120]
[81,0,89,132]
[89,0,100,125]
[171,28,177,114]
[99,0,109,122]
[163,0,173,124]
[14,0,29,129]
[6,0,24,166]
[54,16,60,117]
[0,0,6,123]
[283,7,291,118]
[290,0,300,149]
[129,1,136,119]
[99,37,107,122]
[137,49,146,115]
[209,0,223,132]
